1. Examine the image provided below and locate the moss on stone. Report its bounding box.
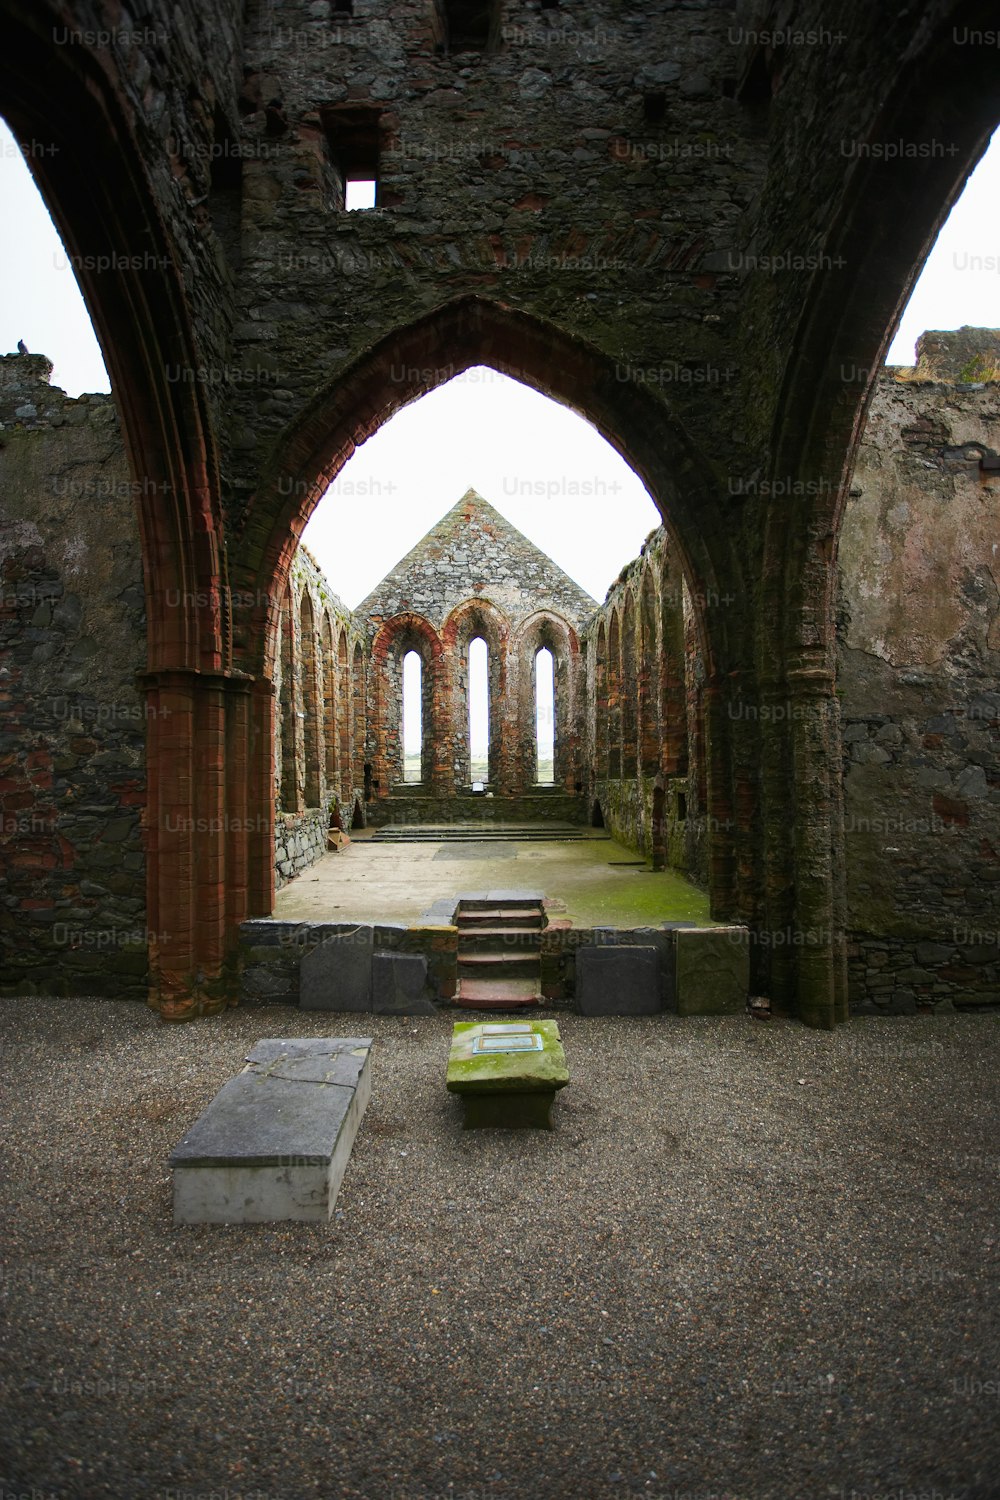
[446,1020,569,1094]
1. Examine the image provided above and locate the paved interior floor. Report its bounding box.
[274,827,713,927]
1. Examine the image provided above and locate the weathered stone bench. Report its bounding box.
[446,1020,569,1129]
[169,1037,372,1224]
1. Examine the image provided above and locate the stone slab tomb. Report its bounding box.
[446,1020,569,1129]
[575,944,661,1015]
[169,1037,372,1224]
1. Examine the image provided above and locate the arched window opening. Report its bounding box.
[338,633,351,792]
[402,650,423,783]
[468,636,489,783]
[299,593,320,807]
[278,590,298,812]
[322,615,337,788]
[535,647,554,784]
[352,642,365,787]
[595,621,609,781]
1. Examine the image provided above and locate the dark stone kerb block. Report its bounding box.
[300,928,440,1014]
[575,944,661,1015]
[371,952,437,1015]
[300,926,375,1011]
[674,927,749,1015]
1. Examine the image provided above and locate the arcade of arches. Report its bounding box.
[1,0,999,1028]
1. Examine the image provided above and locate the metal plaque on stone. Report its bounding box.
[472,1032,544,1055]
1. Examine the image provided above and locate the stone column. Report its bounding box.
[247,677,276,925]
[702,675,737,924]
[759,671,798,1013]
[492,633,514,793]
[429,641,454,796]
[142,669,265,1019]
[786,660,844,1030]
[659,591,687,777]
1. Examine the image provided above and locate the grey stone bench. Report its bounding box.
[169,1037,372,1224]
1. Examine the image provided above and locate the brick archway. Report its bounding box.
[227,296,747,1009]
[754,5,1000,1025]
[0,5,244,1020]
[234,297,736,681]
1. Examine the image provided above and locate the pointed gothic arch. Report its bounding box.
[511,611,581,792]
[441,597,511,790]
[370,614,447,793]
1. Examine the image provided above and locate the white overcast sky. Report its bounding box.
[1,118,998,606]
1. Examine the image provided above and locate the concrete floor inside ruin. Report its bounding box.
[273,826,713,929]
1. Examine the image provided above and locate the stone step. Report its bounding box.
[456,977,543,1008]
[457,894,545,913]
[458,948,539,972]
[458,952,541,979]
[457,929,542,953]
[372,829,598,843]
[456,907,545,928]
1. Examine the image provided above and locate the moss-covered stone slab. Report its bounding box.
[674,927,749,1015]
[447,1020,568,1128]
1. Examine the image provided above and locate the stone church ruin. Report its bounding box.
[1,1,998,1027]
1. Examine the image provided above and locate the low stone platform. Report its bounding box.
[169,1037,372,1224]
[446,1020,569,1128]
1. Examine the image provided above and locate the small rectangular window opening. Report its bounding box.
[345,177,377,212]
[321,105,381,212]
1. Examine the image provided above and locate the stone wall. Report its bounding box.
[224,0,757,529]
[361,489,595,801]
[6,333,998,1018]
[583,528,708,881]
[0,356,148,997]
[239,917,458,1009]
[359,489,597,631]
[837,339,1000,1011]
[273,542,367,871]
[371,790,584,828]
[267,489,597,850]
[274,807,330,889]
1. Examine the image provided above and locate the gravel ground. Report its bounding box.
[1,997,998,1500]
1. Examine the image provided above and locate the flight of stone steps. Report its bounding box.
[372,822,606,843]
[455,896,546,1009]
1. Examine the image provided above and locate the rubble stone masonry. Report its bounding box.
[3,0,1000,1021]
[3,336,996,1011]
